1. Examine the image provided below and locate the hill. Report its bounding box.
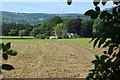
[1,11,89,24]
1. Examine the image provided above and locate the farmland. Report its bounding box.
[2,37,104,78]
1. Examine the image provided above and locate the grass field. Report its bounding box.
[1,37,105,78]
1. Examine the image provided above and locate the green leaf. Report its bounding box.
[85,9,99,19]
[2,64,14,70]
[93,38,100,48]
[93,0,100,6]
[103,40,111,48]
[89,37,96,43]
[108,45,114,55]
[3,42,11,52]
[95,6,100,11]
[100,55,108,63]
[91,12,99,19]
[98,38,107,48]
[7,50,17,56]
[0,43,2,50]
[2,54,8,60]
[113,7,118,17]
[95,55,99,60]
[67,0,72,5]
[92,60,97,64]
[100,11,108,19]
[85,9,95,15]
[102,0,107,6]
[107,13,112,19]
[118,7,120,14]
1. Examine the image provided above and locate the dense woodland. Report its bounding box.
[1,11,89,24]
[1,15,101,39]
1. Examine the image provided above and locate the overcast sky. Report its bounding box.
[2,0,114,14]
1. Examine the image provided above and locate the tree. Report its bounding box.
[54,23,64,37]
[69,18,82,35]
[19,30,26,38]
[24,26,33,36]
[92,20,102,35]
[36,34,46,39]
[30,28,41,37]
[67,0,120,80]
[81,19,94,38]
[8,30,18,36]
[63,19,73,33]
[40,16,63,36]
[62,31,69,39]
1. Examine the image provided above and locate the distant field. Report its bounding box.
[2,38,104,78]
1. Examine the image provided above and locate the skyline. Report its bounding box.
[2,1,114,14]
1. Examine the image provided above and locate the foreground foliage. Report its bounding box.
[68,0,120,80]
[0,42,17,74]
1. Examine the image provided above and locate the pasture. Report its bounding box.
[2,37,104,78]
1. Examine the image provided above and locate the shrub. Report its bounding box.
[36,34,46,39]
[62,32,69,39]
[73,34,80,38]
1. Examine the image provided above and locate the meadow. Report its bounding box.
[1,37,104,78]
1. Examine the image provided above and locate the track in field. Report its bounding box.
[2,39,104,78]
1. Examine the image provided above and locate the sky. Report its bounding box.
[2,0,114,14]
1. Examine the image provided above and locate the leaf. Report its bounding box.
[67,0,72,5]
[2,64,14,70]
[89,37,96,43]
[93,0,100,6]
[0,43,2,50]
[100,11,108,19]
[113,7,118,17]
[118,6,120,14]
[3,42,11,52]
[95,55,99,60]
[103,51,107,54]
[107,13,112,19]
[95,6,100,11]
[113,0,120,5]
[103,40,111,48]
[108,45,114,55]
[2,54,8,60]
[85,9,98,19]
[102,0,108,6]
[100,55,108,63]
[93,38,100,48]
[91,12,99,19]
[7,50,17,56]
[98,38,107,48]
[92,60,97,64]
[85,9,95,15]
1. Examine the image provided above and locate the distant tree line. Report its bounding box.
[2,11,89,24]
[1,16,101,39]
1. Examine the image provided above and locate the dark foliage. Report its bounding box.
[0,42,17,75]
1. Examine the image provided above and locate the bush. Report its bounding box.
[62,32,69,39]
[36,34,46,39]
[73,34,80,38]
[58,36,63,39]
